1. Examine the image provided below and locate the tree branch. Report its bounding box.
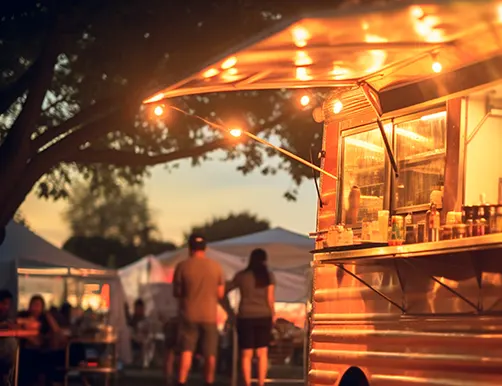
[31,94,137,154]
[66,137,232,167]
[0,149,62,227]
[61,105,295,167]
[0,64,38,116]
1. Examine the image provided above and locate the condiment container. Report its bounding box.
[462,205,473,224]
[476,206,487,236]
[442,225,453,240]
[455,224,467,239]
[489,205,497,234]
[405,224,417,244]
[389,215,404,246]
[466,219,474,237]
[378,210,389,242]
[472,206,480,236]
[361,221,371,241]
[426,202,440,242]
[418,221,426,243]
[496,205,502,233]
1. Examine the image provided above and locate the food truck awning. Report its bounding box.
[145,0,502,113]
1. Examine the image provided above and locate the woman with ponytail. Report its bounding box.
[226,248,275,386]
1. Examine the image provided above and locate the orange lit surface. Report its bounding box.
[317,122,340,232]
[144,1,502,102]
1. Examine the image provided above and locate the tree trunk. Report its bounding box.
[0,152,58,233]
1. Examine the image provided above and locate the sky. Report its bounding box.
[20,150,318,247]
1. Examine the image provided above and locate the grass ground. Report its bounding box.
[118,365,304,386]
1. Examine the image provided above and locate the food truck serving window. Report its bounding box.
[395,111,447,211]
[340,127,387,227]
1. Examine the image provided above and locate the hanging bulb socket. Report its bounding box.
[431,52,442,73]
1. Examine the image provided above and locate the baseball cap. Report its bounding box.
[188,233,207,251]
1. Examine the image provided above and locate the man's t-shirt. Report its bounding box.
[173,257,224,324]
[229,269,275,318]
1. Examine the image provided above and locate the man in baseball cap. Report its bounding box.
[173,233,224,386]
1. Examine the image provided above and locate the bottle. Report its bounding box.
[426,202,440,242]
[477,206,487,236]
[496,205,502,233]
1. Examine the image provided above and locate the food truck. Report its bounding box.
[144,1,502,384]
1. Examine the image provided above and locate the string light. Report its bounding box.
[300,94,311,107]
[229,128,242,137]
[432,61,442,73]
[333,99,343,114]
[431,52,442,73]
[292,26,310,47]
[221,57,237,70]
[153,105,165,116]
[155,104,337,181]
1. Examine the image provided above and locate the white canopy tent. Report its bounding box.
[157,246,307,303]
[0,221,131,364]
[118,255,172,315]
[210,227,313,274]
[119,246,308,326]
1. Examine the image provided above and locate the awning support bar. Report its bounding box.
[376,119,399,177]
[336,263,405,313]
[402,259,481,313]
[359,82,399,177]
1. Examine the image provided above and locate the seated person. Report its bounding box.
[0,290,17,385]
[18,295,61,386]
[128,299,150,367]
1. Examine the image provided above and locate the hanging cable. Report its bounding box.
[310,146,323,208]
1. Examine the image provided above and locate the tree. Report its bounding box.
[63,236,137,268]
[63,182,158,246]
[0,0,331,235]
[186,212,270,243]
[62,181,176,267]
[13,210,30,229]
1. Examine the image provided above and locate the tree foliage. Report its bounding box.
[13,210,30,229]
[0,0,336,232]
[63,183,156,246]
[186,211,270,243]
[62,181,176,267]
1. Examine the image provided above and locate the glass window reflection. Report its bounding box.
[341,128,386,226]
[395,112,447,209]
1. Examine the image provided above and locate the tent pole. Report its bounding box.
[231,325,238,386]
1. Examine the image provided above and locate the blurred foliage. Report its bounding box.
[0,0,345,228]
[62,181,176,267]
[185,211,270,243]
[13,210,31,229]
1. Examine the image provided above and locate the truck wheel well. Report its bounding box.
[338,367,369,386]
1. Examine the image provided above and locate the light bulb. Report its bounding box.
[296,67,312,81]
[333,100,343,114]
[153,105,164,117]
[221,57,237,70]
[202,68,219,78]
[292,26,310,47]
[229,128,242,137]
[300,95,310,107]
[432,61,442,73]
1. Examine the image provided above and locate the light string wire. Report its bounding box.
[165,105,337,181]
